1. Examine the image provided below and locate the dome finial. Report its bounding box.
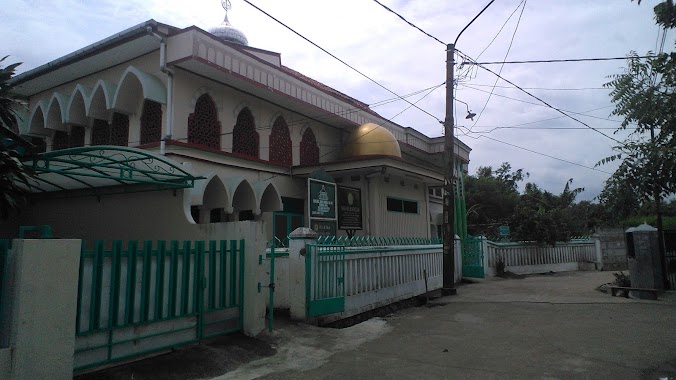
[210,0,249,46]
[221,0,232,25]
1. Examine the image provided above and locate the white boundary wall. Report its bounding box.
[483,239,600,277]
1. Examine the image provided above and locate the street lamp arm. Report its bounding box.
[454,0,496,46]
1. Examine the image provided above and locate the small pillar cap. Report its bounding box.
[289,227,318,240]
[626,222,657,233]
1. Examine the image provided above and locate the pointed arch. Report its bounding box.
[45,93,68,131]
[140,99,163,144]
[229,178,257,215]
[191,173,233,212]
[188,94,221,149]
[300,127,319,165]
[269,116,292,166]
[28,101,49,135]
[66,84,92,126]
[257,181,283,213]
[112,66,166,115]
[233,107,259,158]
[88,80,117,120]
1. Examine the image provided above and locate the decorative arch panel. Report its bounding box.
[269,116,292,166]
[300,127,319,165]
[188,94,221,149]
[233,108,259,158]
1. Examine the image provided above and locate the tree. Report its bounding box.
[0,56,32,220]
[465,162,527,236]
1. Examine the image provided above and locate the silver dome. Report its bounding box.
[210,16,248,46]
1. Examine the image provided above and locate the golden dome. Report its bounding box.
[344,123,402,158]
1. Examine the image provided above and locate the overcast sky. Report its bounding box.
[2,0,672,201]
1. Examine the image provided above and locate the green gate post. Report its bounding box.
[288,227,318,320]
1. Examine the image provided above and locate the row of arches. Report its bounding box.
[186,93,320,166]
[22,65,322,166]
[189,175,282,223]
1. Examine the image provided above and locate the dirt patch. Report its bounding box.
[497,271,527,279]
[74,333,276,380]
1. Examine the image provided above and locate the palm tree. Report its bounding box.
[0,56,33,220]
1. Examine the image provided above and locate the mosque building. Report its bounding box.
[2,2,471,243]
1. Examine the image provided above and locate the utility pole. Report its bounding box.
[442,0,496,296]
[442,43,457,295]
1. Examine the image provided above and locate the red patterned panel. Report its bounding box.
[70,126,85,147]
[91,119,110,146]
[52,131,70,151]
[300,128,319,165]
[233,108,259,158]
[110,113,129,146]
[269,116,292,166]
[188,94,221,149]
[140,100,162,144]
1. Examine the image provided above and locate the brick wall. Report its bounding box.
[595,228,628,271]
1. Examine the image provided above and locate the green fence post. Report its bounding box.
[238,239,245,330]
[125,241,139,325]
[155,240,166,321]
[75,240,86,334]
[168,241,179,318]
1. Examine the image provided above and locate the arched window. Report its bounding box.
[140,100,162,144]
[188,94,221,149]
[110,112,129,146]
[70,126,85,147]
[233,107,259,158]
[300,128,319,165]
[269,116,292,166]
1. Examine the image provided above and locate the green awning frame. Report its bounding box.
[21,146,202,193]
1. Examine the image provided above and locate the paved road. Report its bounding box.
[215,272,676,380]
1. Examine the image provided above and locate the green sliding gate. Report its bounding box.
[462,235,485,278]
[306,244,346,317]
[74,239,244,372]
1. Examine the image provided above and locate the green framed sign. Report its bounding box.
[308,177,337,236]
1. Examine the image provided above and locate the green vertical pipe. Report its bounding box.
[305,245,312,314]
[229,240,236,307]
[110,241,122,327]
[219,240,227,308]
[208,240,216,310]
[90,240,104,331]
[140,241,153,323]
[125,241,138,324]
[75,240,86,334]
[155,240,166,320]
[269,239,275,332]
[181,241,191,315]
[168,241,179,318]
[238,239,245,331]
[195,241,204,339]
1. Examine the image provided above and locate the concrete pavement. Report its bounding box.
[214,272,676,379]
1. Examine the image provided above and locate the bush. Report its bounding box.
[613,271,631,287]
[496,255,506,276]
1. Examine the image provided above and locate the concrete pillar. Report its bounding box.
[454,234,462,283]
[594,237,603,270]
[626,223,664,292]
[288,227,318,320]
[3,239,81,380]
[240,223,266,336]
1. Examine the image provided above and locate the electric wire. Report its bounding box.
[474,0,526,62]
[242,0,443,124]
[469,0,527,131]
[468,56,657,65]
[370,0,445,45]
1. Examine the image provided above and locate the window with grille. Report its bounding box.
[300,128,319,165]
[70,126,85,147]
[269,116,292,166]
[233,107,259,158]
[52,131,70,151]
[91,119,110,146]
[188,94,221,149]
[110,113,129,146]
[140,100,162,144]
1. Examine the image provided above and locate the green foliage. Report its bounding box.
[0,56,25,131]
[0,56,32,219]
[612,272,631,287]
[622,215,676,230]
[596,174,643,225]
[466,162,526,236]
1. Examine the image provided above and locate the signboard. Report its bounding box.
[309,179,336,219]
[308,177,337,236]
[337,185,362,230]
[498,225,510,236]
[311,219,337,237]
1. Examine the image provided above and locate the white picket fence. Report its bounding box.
[484,239,599,276]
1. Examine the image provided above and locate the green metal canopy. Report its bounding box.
[21,146,201,193]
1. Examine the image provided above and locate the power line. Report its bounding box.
[474,0,526,62]
[470,0,527,131]
[370,0,445,45]
[467,83,607,91]
[468,55,656,65]
[456,50,624,144]
[460,83,623,123]
[242,0,443,124]
[390,82,445,120]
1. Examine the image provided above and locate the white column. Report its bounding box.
[287,227,318,320]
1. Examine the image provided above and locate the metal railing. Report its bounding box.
[316,235,442,247]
